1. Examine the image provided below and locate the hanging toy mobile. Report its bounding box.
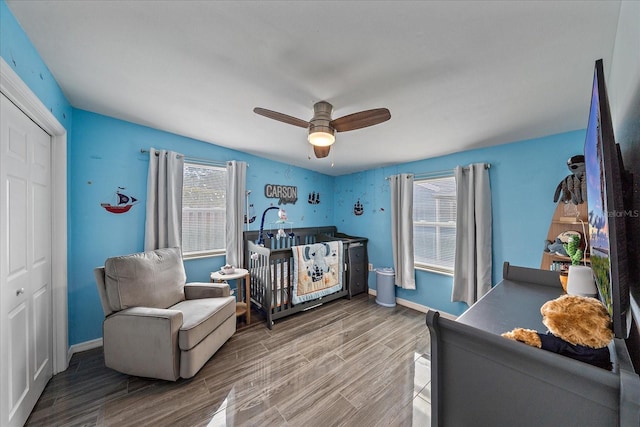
[276,208,288,238]
[278,208,287,220]
[257,206,279,246]
[257,207,295,246]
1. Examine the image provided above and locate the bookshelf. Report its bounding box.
[541,201,590,271]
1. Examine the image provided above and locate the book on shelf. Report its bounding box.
[551,260,570,273]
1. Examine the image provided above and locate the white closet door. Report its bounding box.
[1,92,53,427]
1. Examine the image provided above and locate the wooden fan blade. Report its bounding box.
[313,145,331,158]
[253,107,309,128]
[330,108,391,132]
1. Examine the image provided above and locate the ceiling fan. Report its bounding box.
[253,101,391,158]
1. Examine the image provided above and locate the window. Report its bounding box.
[182,162,226,257]
[413,176,457,274]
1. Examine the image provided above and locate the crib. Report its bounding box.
[243,226,350,328]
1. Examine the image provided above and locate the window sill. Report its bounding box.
[183,250,225,261]
[415,265,454,277]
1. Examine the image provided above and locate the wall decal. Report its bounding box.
[101,187,138,214]
[308,192,320,204]
[244,203,256,224]
[264,184,298,204]
[354,199,364,216]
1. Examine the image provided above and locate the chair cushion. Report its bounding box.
[173,296,236,351]
[104,247,186,311]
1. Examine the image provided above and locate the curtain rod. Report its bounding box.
[140,148,241,168]
[386,163,491,180]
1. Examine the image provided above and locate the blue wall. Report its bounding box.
[335,131,585,316]
[0,0,72,129]
[68,109,335,344]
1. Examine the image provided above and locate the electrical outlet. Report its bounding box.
[368,263,373,271]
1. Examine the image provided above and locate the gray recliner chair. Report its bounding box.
[94,247,236,381]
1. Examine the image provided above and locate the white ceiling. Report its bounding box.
[7,1,621,176]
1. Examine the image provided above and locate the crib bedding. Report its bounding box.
[291,241,344,304]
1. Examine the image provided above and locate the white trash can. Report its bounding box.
[375,267,396,307]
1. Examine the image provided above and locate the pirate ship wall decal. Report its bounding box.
[308,192,320,205]
[353,199,364,216]
[101,187,139,214]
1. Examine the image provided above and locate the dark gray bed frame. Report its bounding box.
[426,262,640,426]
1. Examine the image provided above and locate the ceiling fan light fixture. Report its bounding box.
[308,130,335,147]
[253,100,390,159]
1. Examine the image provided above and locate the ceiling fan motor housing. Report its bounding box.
[308,101,335,146]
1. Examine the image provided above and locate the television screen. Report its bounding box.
[584,59,631,339]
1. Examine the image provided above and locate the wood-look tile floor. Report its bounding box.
[26,294,432,426]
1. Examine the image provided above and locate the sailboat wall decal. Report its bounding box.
[244,203,256,224]
[101,187,139,214]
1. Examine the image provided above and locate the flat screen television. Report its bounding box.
[584,59,632,339]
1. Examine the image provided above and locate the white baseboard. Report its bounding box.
[64,292,457,366]
[67,338,103,364]
[368,289,457,320]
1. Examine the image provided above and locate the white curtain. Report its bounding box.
[390,173,416,289]
[452,163,492,306]
[144,148,184,251]
[225,161,247,269]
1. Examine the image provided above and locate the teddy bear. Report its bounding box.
[501,294,613,370]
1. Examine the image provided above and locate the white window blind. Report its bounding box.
[182,163,226,256]
[413,176,457,274]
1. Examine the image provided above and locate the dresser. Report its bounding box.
[345,239,368,297]
[317,232,368,297]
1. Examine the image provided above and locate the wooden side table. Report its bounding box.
[210,268,250,325]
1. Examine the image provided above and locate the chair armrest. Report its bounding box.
[103,307,183,381]
[184,282,231,299]
[93,266,113,317]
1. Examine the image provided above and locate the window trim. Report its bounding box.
[415,262,455,276]
[413,175,457,276]
[181,161,227,258]
[182,249,225,260]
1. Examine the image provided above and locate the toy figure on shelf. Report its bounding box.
[553,155,586,205]
[564,234,584,265]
